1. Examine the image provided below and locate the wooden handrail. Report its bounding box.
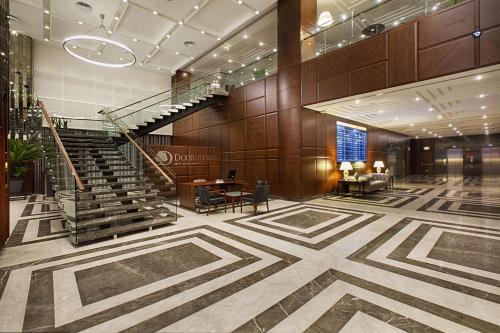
[39,100,86,191]
[101,108,175,184]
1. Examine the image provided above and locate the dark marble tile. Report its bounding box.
[428,231,500,274]
[272,210,339,229]
[75,243,221,305]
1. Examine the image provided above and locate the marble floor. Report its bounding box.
[0,175,499,332]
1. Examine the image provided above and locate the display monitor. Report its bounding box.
[227,170,237,180]
[336,121,367,162]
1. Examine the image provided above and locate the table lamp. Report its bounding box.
[339,161,353,179]
[374,161,384,173]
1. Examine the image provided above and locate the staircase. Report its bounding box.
[56,131,175,244]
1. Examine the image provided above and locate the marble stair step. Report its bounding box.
[80,174,144,181]
[60,138,113,144]
[65,147,118,151]
[72,157,128,163]
[77,185,155,198]
[75,168,136,175]
[68,151,122,156]
[76,192,158,207]
[76,198,164,217]
[68,206,171,230]
[82,179,150,188]
[69,215,175,244]
[58,133,110,139]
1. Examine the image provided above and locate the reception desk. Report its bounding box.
[178,180,247,210]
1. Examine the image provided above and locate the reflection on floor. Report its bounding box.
[0,176,499,332]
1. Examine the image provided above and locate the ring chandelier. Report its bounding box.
[63,14,136,68]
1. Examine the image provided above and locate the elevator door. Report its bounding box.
[463,150,482,177]
[447,149,463,176]
[481,148,500,181]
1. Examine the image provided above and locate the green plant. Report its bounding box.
[8,139,40,178]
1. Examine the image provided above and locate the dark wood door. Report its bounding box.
[463,150,481,177]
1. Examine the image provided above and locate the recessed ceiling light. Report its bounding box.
[11,30,17,35]
[273,48,277,52]
[175,51,180,55]
[483,115,487,119]
[341,14,347,20]
[44,9,50,14]
[147,54,151,58]
[428,131,432,134]
[393,21,400,26]
[178,21,183,25]
[190,56,194,59]
[453,127,457,130]
[481,106,486,109]
[476,75,483,80]
[438,115,442,119]
[415,136,419,139]
[120,57,124,61]
[434,133,438,136]
[114,16,119,20]
[101,42,106,45]
[439,135,442,138]
[432,5,438,10]
[241,64,245,67]
[378,110,383,114]
[337,43,342,48]
[243,34,248,39]
[459,133,463,136]
[228,59,232,63]
[166,34,171,38]
[78,21,83,24]
[256,56,261,60]
[217,37,221,41]
[72,45,77,49]
[229,70,232,73]
[139,62,143,65]
[153,10,158,14]
[410,123,414,126]
[255,10,260,15]
[355,99,360,104]
[190,68,194,71]
[422,128,426,132]
[155,45,160,49]
[479,94,485,98]
[122,0,127,2]
[194,5,199,10]
[258,41,264,46]
[212,53,217,57]
[44,25,50,29]
[415,97,420,101]
[201,30,205,34]
[316,52,320,56]
[448,124,452,127]
[237,0,243,4]
[97,51,101,55]
[484,122,488,126]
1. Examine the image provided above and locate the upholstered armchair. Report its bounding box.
[240,183,270,214]
[197,186,226,215]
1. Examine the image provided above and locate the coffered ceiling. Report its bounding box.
[307,65,500,139]
[9,0,276,73]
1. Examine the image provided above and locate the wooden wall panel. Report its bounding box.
[301,109,316,147]
[266,113,278,149]
[349,33,387,70]
[229,119,246,152]
[418,37,475,80]
[317,73,349,102]
[246,97,265,118]
[301,59,317,105]
[389,21,417,87]
[480,0,500,29]
[350,62,388,95]
[228,102,245,122]
[246,116,266,150]
[278,65,301,91]
[480,26,500,66]
[246,80,265,100]
[418,1,475,49]
[317,48,348,80]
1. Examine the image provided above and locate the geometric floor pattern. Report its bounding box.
[0,177,499,332]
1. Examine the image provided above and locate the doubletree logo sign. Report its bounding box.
[156,151,218,166]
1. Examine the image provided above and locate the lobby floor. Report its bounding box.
[0,175,499,332]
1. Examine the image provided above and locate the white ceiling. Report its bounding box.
[10,0,276,73]
[306,65,500,138]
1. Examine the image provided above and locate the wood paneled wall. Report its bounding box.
[302,0,500,105]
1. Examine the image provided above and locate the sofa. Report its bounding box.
[359,173,389,193]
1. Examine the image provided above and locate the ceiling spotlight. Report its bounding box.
[178,21,183,25]
[190,56,194,59]
[120,57,124,61]
[97,51,101,55]
[410,123,414,126]
[378,110,383,114]
[114,16,119,20]
[44,25,50,29]
[453,127,457,130]
[256,56,261,60]
[139,62,143,65]
[484,122,488,126]
[434,133,438,137]
[122,0,127,2]
[201,30,205,34]
[258,41,264,46]
[133,38,138,42]
[476,75,483,80]
[175,51,180,55]
[243,34,248,39]
[438,115,443,119]
[217,37,221,41]
[241,64,245,67]
[147,54,151,58]
[190,68,194,72]
[212,53,217,57]
[194,5,199,10]
[341,14,348,20]
[153,10,158,15]
[44,9,50,14]
[422,128,426,132]
[479,94,485,98]
[316,52,320,56]
[459,133,463,136]
[11,30,17,35]
[107,30,112,34]
[416,136,419,139]
[155,45,160,49]
[481,106,486,109]
[228,59,233,63]
[428,131,432,134]
[273,48,277,52]
[317,11,334,27]
[166,34,171,38]
[415,97,420,101]
[448,124,452,127]
[229,70,232,73]
[157,67,161,70]
[355,99,360,104]
[428,107,433,111]
[483,115,487,119]
[255,10,260,15]
[237,0,243,4]
[78,21,83,24]
[439,135,442,138]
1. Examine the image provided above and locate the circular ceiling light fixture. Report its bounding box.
[63,14,136,68]
[75,1,93,12]
[317,11,333,27]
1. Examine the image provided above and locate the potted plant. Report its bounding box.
[8,139,40,194]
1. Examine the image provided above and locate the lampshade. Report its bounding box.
[317,11,334,27]
[373,161,385,168]
[339,161,353,171]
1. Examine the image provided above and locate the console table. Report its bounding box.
[337,179,369,197]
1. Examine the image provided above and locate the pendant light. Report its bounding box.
[317,11,334,27]
[63,14,136,68]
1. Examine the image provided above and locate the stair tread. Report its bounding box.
[78,185,154,197]
[69,216,175,243]
[69,207,171,229]
[80,174,144,180]
[77,192,158,206]
[83,180,150,188]
[77,199,165,216]
[76,168,136,174]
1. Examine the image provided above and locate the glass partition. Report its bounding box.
[303,0,466,62]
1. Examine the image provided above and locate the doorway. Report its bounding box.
[463,150,481,177]
[446,149,463,177]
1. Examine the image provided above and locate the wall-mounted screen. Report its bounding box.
[336,121,367,162]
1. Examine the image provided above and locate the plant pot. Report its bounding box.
[9,178,24,194]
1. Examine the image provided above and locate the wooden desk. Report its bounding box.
[178,180,247,210]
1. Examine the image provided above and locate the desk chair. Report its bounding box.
[240,184,270,214]
[198,186,226,215]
